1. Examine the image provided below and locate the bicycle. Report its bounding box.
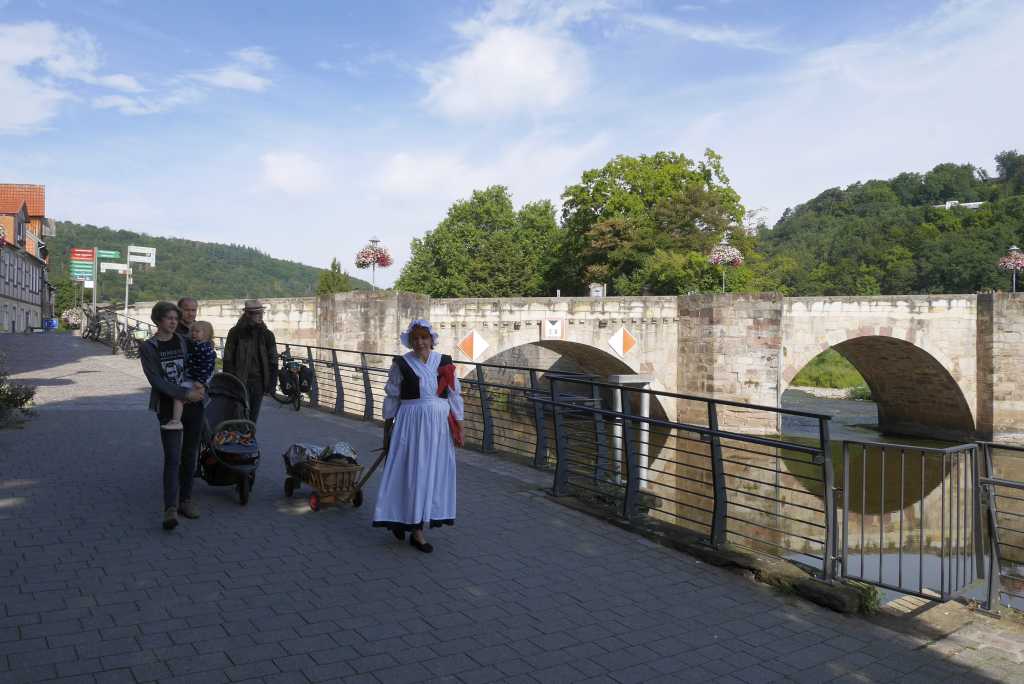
[271,350,312,411]
[117,323,144,358]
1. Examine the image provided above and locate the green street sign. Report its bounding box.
[96,250,121,259]
[69,266,94,275]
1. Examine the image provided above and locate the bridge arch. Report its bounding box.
[783,335,975,441]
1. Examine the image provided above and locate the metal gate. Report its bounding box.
[838,441,984,600]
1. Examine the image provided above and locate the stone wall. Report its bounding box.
[676,293,784,433]
[988,293,1024,442]
[126,297,318,345]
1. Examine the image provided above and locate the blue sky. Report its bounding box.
[2,0,1021,287]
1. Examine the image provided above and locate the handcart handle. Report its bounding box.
[353,447,390,493]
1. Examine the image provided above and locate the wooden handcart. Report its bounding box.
[283,447,389,512]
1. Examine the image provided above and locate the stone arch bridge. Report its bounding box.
[130,292,1024,441]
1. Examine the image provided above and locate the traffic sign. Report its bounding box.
[96,249,121,259]
[69,265,94,276]
[70,248,95,261]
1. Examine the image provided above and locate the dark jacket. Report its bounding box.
[176,322,191,337]
[223,318,278,387]
[139,333,191,411]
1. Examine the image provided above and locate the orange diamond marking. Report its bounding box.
[458,332,474,359]
[621,329,636,355]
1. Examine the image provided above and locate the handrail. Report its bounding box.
[546,372,834,421]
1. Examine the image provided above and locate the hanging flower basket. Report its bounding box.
[997,252,1024,272]
[708,244,744,267]
[355,244,393,269]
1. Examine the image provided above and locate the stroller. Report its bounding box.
[198,372,261,505]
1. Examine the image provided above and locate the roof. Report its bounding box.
[0,197,27,215]
[0,184,45,216]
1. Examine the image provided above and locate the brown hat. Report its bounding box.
[243,299,265,312]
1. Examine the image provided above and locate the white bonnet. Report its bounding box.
[400,319,439,349]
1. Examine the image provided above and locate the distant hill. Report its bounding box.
[47,221,371,304]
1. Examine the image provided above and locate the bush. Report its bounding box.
[847,384,873,401]
[791,349,867,389]
[0,353,35,427]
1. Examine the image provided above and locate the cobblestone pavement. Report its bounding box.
[1,333,1022,684]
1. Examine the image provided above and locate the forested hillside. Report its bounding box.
[758,151,1024,295]
[48,221,369,309]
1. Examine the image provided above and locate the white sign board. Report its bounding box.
[127,245,156,266]
[83,280,95,289]
[542,318,564,340]
[100,262,129,274]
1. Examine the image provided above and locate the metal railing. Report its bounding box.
[979,442,1024,610]
[541,373,838,579]
[839,440,982,601]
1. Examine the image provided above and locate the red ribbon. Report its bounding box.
[437,364,464,447]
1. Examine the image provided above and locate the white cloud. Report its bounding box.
[261,152,329,195]
[421,26,588,120]
[92,87,201,115]
[625,13,774,50]
[0,21,146,132]
[188,46,275,92]
[674,0,1024,224]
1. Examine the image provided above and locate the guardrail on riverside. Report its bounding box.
[839,440,983,601]
[979,442,1024,610]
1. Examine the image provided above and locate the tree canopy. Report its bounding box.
[317,258,354,295]
[394,150,1024,299]
[395,186,560,297]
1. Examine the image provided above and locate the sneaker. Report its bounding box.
[163,506,178,530]
[179,499,199,519]
[161,420,183,431]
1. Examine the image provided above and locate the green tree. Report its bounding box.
[51,276,78,314]
[396,186,560,298]
[317,258,353,295]
[556,149,745,294]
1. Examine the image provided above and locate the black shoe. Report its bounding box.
[392,528,406,541]
[410,536,433,553]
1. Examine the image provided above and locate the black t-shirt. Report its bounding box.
[156,337,186,417]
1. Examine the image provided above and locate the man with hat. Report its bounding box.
[223,299,278,423]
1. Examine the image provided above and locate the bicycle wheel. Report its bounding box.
[293,391,301,411]
[271,389,295,405]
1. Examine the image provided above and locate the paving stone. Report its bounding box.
[0,336,1016,684]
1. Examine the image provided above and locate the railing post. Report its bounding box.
[330,349,344,414]
[306,346,319,408]
[550,378,569,496]
[971,445,985,580]
[820,417,836,581]
[622,416,640,520]
[530,370,548,467]
[475,364,494,452]
[591,381,608,482]
[359,353,373,420]
[707,401,727,549]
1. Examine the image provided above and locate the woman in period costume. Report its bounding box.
[373,319,464,553]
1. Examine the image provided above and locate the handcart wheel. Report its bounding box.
[284,477,296,498]
[238,476,250,506]
[352,490,363,508]
[309,493,320,512]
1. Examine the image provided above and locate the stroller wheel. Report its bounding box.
[284,477,297,498]
[352,490,363,508]
[238,476,250,506]
[309,493,320,511]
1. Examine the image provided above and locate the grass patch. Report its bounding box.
[792,349,867,389]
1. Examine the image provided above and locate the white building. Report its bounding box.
[0,185,51,332]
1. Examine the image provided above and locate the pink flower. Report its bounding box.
[355,243,393,269]
[709,244,744,267]
[998,252,1024,272]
